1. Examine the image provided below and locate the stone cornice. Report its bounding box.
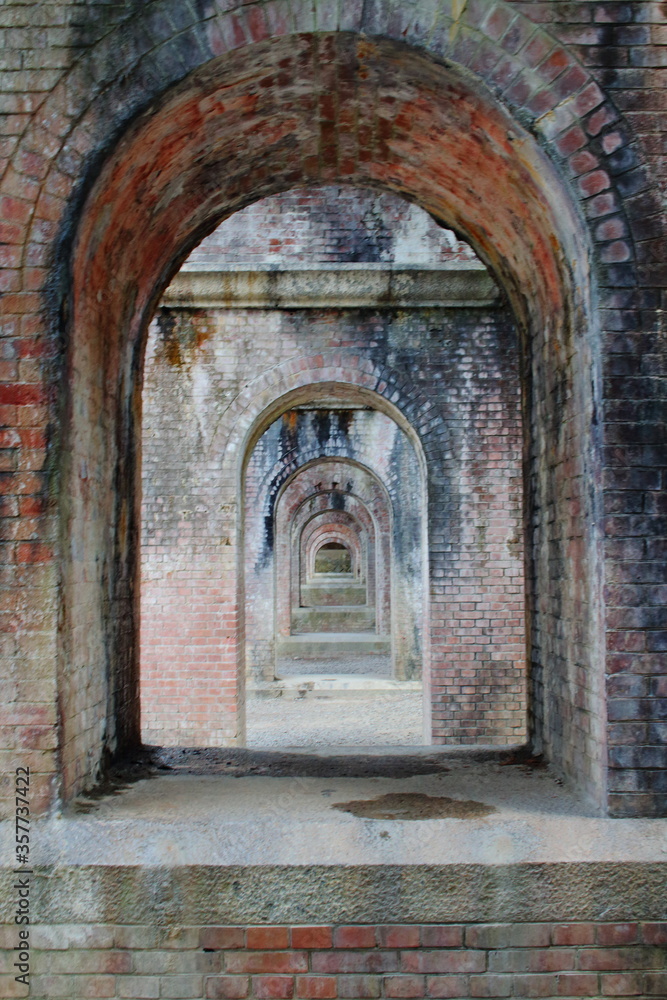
[161,263,499,309]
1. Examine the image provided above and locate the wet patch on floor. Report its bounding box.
[332,791,496,820]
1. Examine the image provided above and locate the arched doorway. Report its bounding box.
[62,30,603,807]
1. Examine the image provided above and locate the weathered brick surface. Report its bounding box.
[0,0,664,815]
[5,922,664,999]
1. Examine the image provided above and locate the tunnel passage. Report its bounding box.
[57,5,610,804]
[313,542,353,576]
[141,184,527,749]
[1,0,662,822]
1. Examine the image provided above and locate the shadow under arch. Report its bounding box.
[63,31,602,806]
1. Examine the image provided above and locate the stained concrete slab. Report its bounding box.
[5,747,666,871]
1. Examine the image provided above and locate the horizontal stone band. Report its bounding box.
[162,265,499,309]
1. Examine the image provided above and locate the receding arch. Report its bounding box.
[247,409,423,697]
[312,541,353,576]
[304,520,365,583]
[64,29,603,806]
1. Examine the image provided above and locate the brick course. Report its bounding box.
[5,922,664,1000]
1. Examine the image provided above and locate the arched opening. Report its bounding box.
[306,530,363,586]
[313,542,353,577]
[239,380,428,744]
[63,32,601,806]
[243,425,425,746]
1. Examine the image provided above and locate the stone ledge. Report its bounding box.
[249,676,422,699]
[2,864,666,924]
[162,264,499,309]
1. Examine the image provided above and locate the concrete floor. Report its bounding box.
[246,689,424,748]
[250,649,424,747]
[16,747,667,868]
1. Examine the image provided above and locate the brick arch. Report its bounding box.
[296,504,375,620]
[274,459,402,678]
[9,5,660,809]
[303,520,365,582]
[3,0,647,296]
[286,486,387,637]
[237,370,427,698]
[309,533,360,577]
[277,478,386,635]
[64,32,597,801]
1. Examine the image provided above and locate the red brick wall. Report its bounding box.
[8,921,665,999]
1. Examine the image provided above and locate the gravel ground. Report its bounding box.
[277,651,392,677]
[246,691,424,748]
[248,651,422,748]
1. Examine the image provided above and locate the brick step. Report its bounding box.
[291,607,376,633]
[277,633,390,656]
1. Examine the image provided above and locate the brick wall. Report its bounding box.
[186,187,478,268]
[5,921,665,999]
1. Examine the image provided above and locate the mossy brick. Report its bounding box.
[311,951,399,975]
[424,975,468,998]
[158,975,204,999]
[382,974,426,998]
[205,977,249,1000]
[579,946,665,971]
[401,950,485,974]
[225,953,308,975]
[116,976,161,999]
[336,974,381,998]
[467,974,513,997]
[465,924,552,950]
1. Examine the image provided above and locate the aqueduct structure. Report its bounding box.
[1,1,666,995]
